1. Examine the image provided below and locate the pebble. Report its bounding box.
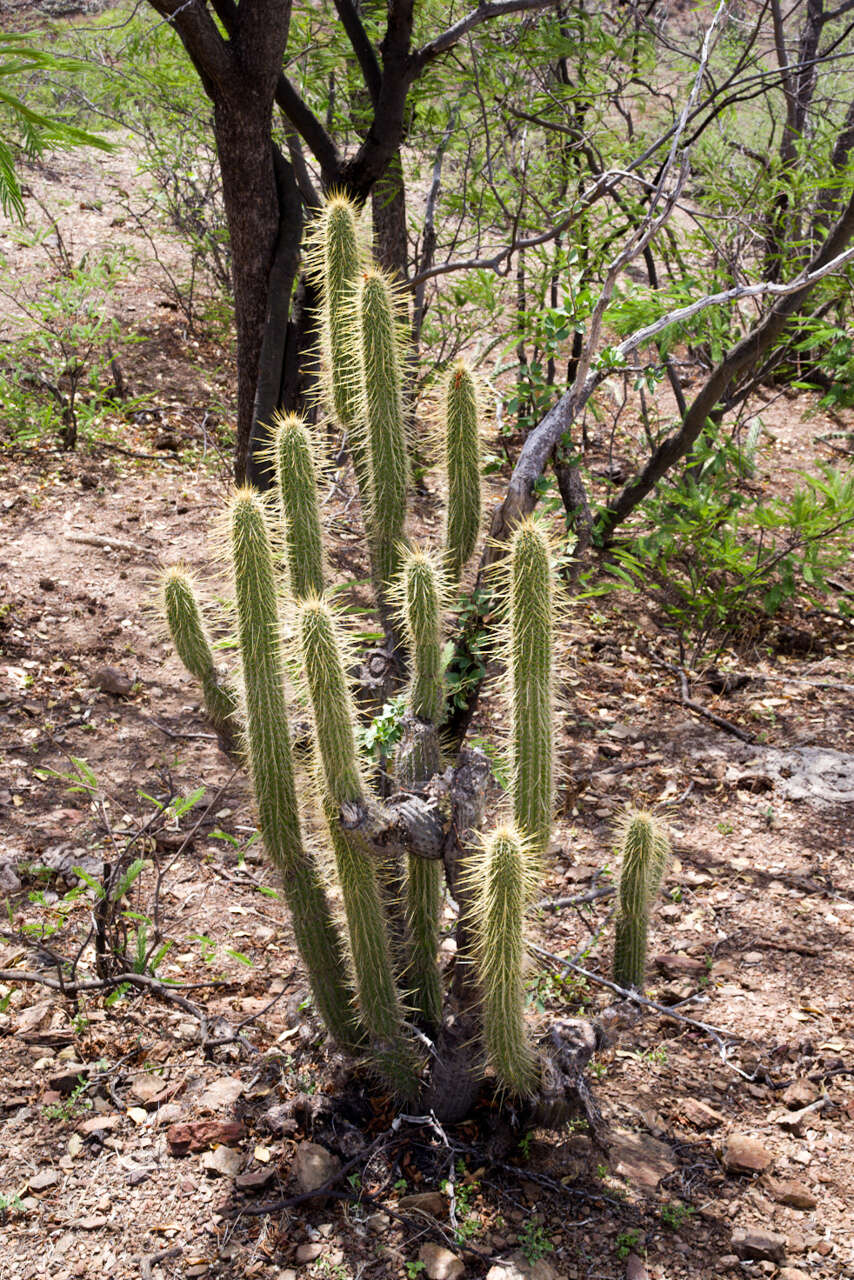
[295,1243,323,1263]
[723,1134,773,1174]
[731,1227,786,1264]
[778,1270,811,1280]
[202,1146,244,1178]
[419,1243,465,1280]
[485,1257,557,1280]
[399,1191,446,1216]
[766,1177,817,1210]
[293,1141,340,1195]
[782,1080,818,1109]
[92,665,133,696]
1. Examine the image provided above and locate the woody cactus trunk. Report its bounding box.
[161,195,624,1127]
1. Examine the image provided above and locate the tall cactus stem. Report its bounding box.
[298,596,421,1099]
[161,567,236,738]
[612,810,670,992]
[308,195,369,497]
[273,412,325,601]
[400,549,445,725]
[229,491,359,1048]
[509,520,554,858]
[471,826,538,1097]
[356,268,410,602]
[444,361,481,584]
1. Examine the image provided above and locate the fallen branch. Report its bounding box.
[64,531,152,555]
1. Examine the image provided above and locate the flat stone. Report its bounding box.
[28,1169,59,1191]
[92,665,133,696]
[626,1257,649,1280]
[778,1270,811,1280]
[731,1227,786,1264]
[485,1257,556,1280]
[235,1167,276,1192]
[610,1129,676,1189]
[782,1080,818,1109]
[198,1076,244,1110]
[202,1146,243,1178]
[293,1142,340,1195]
[399,1191,446,1216]
[72,1216,109,1230]
[766,1178,817,1210]
[723,1134,773,1174]
[777,1103,822,1136]
[129,1076,169,1107]
[166,1120,246,1155]
[419,1243,465,1280]
[653,953,706,980]
[679,1098,724,1129]
[295,1243,323,1263]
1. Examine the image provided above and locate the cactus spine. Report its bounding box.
[509,520,554,858]
[273,412,325,600]
[356,267,410,599]
[471,826,537,1097]
[161,567,236,738]
[298,596,421,1099]
[612,810,670,991]
[444,362,481,584]
[228,491,359,1047]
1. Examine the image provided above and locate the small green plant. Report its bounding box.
[660,1201,695,1231]
[404,1263,426,1279]
[615,1230,641,1260]
[42,1076,93,1122]
[518,1220,554,1264]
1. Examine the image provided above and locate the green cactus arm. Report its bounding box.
[612,810,670,992]
[470,826,538,1097]
[229,491,359,1048]
[404,855,444,1030]
[273,411,325,601]
[356,267,410,597]
[160,567,237,737]
[399,548,445,725]
[298,596,421,1100]
[444,361,481,584]
[509,519,554,858]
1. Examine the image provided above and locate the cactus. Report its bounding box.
[444,361,481,584]
[469,826,538,1097]
[612,810,671,991]
[160,567,236,739]
[161,196,655,1127]
[509,519,554,858]
[228,490,359,1047]
[298,595,421,1100]
[273,412,325,600]
[355,267,410,602]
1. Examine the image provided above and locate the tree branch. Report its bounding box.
[333,0,382,103]
[414,0,560,67]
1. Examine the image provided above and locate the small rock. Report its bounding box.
[49,1063,92,1094]
[723,1134,773,1174]
[294,1141,340,1195]
[295,1243,323,1263]
[766,1178,816,1210]
[399,1191,446,1216]
[39,577,57,591]
[731,1227,786,1264]
[626,1256,649,1280]
[611,1129,676,1188]
[419,1242,465,1280]
[73,1216,109,1230]
[0,859,22,893]
[198,1076,244,1111]
[28,1169,59,1191]
[365,1212,390,1234]
[235,1167,276,1192]
[202,1146,243,1178]
[778,1103,822,1136]
[92,665,133,697]
[778,1270,811,1280]
[485,1256,556,1280]
[166,1120,246,1155]
[679,1098,724,1129]
[782,1080,818,1109]
[79,471,99,490]
[653,953,706,980]
[129,1076,169,1107]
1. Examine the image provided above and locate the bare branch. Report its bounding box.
[414,0,560,67]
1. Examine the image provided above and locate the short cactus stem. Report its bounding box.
[444,361,481,584]
[161,567,236,738]
[612,810,670,992]
[400,549,444,725]
[298,596,421,1100]
[472,826,538,1097]
[228,491,359,1048]
[356,268,410,599]
[273,412,325,601]
[509,519,554,857]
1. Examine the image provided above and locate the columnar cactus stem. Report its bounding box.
[401,549,444,727]
[444,361,481,584]
[308,195,369,496]
[356,267,410,602]
[471,826,537,1097]
[161,567,236,738]
[509,520,554,858]
[612,810,670,991]
[273,412,325,601]
[228,491,359,1047]
[298,596,421,1099]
